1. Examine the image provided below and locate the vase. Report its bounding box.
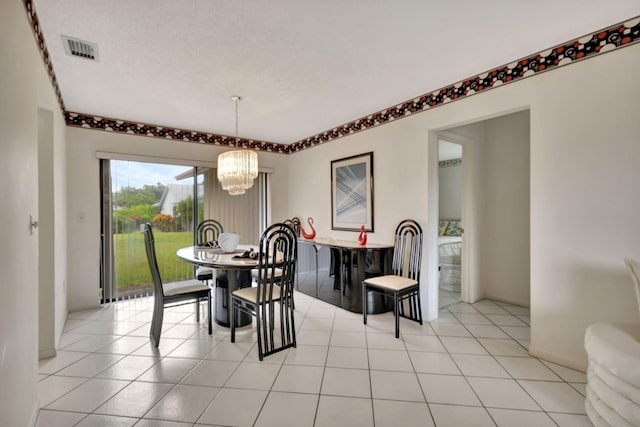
[357,225,367,246]
[301,217,316,240]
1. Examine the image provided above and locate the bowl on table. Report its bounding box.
[218,232,240,253]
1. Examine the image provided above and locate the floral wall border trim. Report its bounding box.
[288,15,640,153]
[23,0,639,154]
[23,0,65,112]
[64,112,286,153]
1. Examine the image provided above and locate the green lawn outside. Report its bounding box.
[114,230,194,291]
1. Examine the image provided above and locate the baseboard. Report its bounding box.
[39,347,56,360]
[483,294,529,308]
[528,345,587,372]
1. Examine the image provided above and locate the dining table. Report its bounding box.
[176,244,258,327]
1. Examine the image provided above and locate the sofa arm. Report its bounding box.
[585,322,640,426]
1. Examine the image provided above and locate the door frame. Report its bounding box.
[427,130,475,317]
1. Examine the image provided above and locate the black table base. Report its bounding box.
[214,270,252,327]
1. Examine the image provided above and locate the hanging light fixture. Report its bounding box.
[217,96,258,195]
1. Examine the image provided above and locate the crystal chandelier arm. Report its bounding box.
[232,95,240,148]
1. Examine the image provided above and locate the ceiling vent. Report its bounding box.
[61,35,99,61]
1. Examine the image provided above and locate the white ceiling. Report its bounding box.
[34,0,640,145]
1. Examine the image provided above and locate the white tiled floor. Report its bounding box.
[37,292,593,426]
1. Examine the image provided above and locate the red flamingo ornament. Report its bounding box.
[301,217,316,240]
[357,224,367,246]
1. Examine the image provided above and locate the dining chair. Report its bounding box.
[280,219,302,305]
[143,223,212,347]
[283,217,301,237]
[362,219,423,338]
[230,223,297,360]
[195,219,224,286]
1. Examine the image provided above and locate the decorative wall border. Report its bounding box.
[439,159,462,168]
[64,112,287,153]
[23,1,639,154]
[288,15,640,153]
[23,0,65,112]
[23,0,285,152]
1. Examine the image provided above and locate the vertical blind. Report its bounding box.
[203,169,269,245]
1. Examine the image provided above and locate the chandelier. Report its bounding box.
[217,96,258,195]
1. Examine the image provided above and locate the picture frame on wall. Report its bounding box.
[331,152,374,232]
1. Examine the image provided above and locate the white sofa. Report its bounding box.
[585,322,640,426]
[584,258,640,427]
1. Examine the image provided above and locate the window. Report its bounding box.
[100,157,269,302]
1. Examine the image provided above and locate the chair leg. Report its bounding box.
[207,294,213,335]
[394,291,400,339]
[415,289,423,325]
[256,306,264,361]
[195,300,200,322]
[267,303,275,355]
[278,295,294,349]
[270,302,276,333]
[230,297,236,343]
[362,283,368,325]
[151,299,164,347]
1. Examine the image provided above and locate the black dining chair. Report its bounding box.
[230,223,297,361]
[362,219,423,338]
[277,219,301,306]
[283,217,301,237]
[194,219,224,286]
[143,223,212,347]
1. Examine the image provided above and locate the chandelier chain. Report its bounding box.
[232,95,241,148]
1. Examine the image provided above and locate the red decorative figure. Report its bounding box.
[301,217,316,240]
[358,225,367,246]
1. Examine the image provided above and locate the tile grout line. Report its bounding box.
[38,294,591,426]
[446,303,579,424]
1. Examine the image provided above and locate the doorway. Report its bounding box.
[437,138,463,308]
[100,160,201,302]
[430,110,531,311]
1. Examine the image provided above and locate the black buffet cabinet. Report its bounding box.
[296,238,393,314]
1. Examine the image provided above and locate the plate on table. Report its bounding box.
[195,247,244,254]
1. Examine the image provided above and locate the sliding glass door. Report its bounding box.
[100,158,269,303]
[101,160,200,301]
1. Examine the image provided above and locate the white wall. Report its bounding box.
[288,122,430,244]
[438,163,462,220]
[38,109,56,359]
[287,44,640,370]
[528,48,640,369]
[287,121,434,315]
[1,1,41,424]
[35,30,69,359]
[53,109,68,349]
[477,112,530,306]
[66,128,289,311]
[448,123,486,304]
